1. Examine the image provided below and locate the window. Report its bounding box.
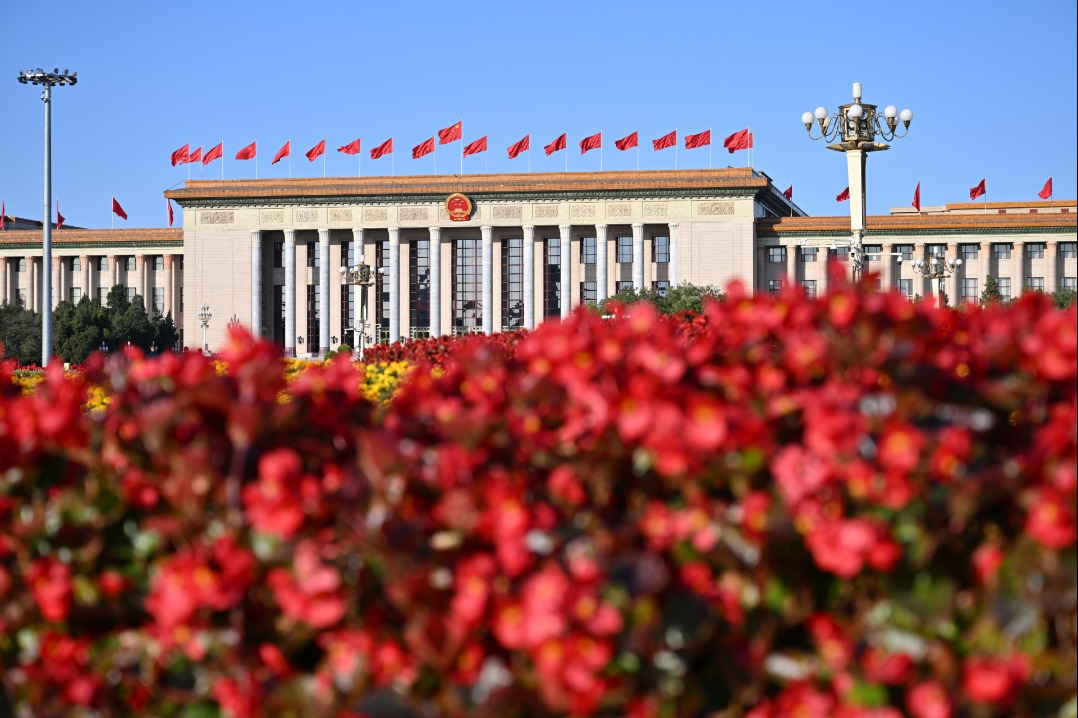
[1061,243,1077,259]
[616,236,633,264]
[153,256,165,271]
[1026,277,1044,291]
[126,287,136,301]
[615,280,633,294]
[543,238,561,319]
[580,281,598,305]
[176,257,183,270]
[307,241,319,269]
[800,247,818,263]
[306,285,320,352]
[125,257,136,272]
[895,245,914,261]
[98,257,108,271]
[273,242,284,269]
[1026,243,1045,259]
[927,245,946,258]
[409,238,431,332]
[17,258,26,272]
[340,241,354,343]
[153,287,165,314]
[998,277,1012,299]
[992,244,1012,260]
[863,245,883,260]
[69,287,82,303]
[768,247,787,263]
[897,279,913,298]
[652,235,670,263]
[98,287,109,303]
[453,238,482,332]
[961,278,978,300]
[502,238,524,330]
[17,289,27,307]
[801,279,817,298]
[768,279,783,294]
[1062,277,1078,290]
[273,285,285,346]
[834,247,850,261]
[959,244,979,261]
[71,257,81,271]
[652,280,670,297]
[376,239,390,339]
[581,237,596,265]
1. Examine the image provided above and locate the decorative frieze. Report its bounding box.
[329,209,353,222]
[493,205,523,220]
[438,206,481,221]
[260,210,285,224]
[200,211,234,225]
[571,205,596,218]
[364,208,388,222]
[698,201,734,216]
[607,204,632,217]
[533,205,560,219]
[643,203,669,217]
[295,209,319,223]
[400,207,430,221]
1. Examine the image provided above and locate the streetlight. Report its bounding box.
[340,263,375,359]
[17,67,77,368]
[908,256,963,306]
[801,82,913,276]
[197,302,212,354]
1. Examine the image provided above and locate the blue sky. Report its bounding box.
[2,0,1075,228]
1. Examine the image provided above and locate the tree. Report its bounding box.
[980,275,1004,304]
[1051,287,1077,309]
[593,283,724,317]
[0,302,42,365]
[152,312,179,353]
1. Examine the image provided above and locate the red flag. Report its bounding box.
[463,136,488,157]
[371,138,394,159]
[272,141,290,165]
[56,199,65,229]
[685,130,711,149]
[187,147,202,164]
[305,139,326,162]
[235,142,257,160]
[438,121,463,145]
[652,130,676,151]
[836,187,850,202]
[170,143,190,166]
[112,198,128,220]
[168,199,174,228]
[338,139,361,155]
[544,133,567,155]
[614,131,639,151]
[580,132,602,154]
[969,178,986,201]
[723,128,753,154]
[203,143,223,165]
[1038,177,1053,200]
[0,201,5,230]
[912,181,921,211]
[783,185,793,201]
[507,135,530,159]
[412,137,435,159]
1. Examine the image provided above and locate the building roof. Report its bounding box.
[0,227,183,251]
[758,210,1077,239]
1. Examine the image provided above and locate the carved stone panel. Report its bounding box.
[364,208,388,223]
[400,207,429,221]
[697,201,734,216]
[533,205,560,219]
[329,209,353,222]
[571,205,596,218]
[200,211,234,225]
[492,205,523,220]
[643,203,669,217]
[260,210,285,224]
[294,209,319,223]
[607,204,632,217]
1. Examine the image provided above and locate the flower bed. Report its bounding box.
[0,280,1075,717]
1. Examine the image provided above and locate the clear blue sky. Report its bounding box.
[2,0,1075,228]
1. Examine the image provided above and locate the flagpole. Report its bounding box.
[288,139,292,178]
[675,128,679,170]
[222,142,225,180]
[434,142,438,177]
[459,118,463,176]
[358,153,361,178]
[323,149,327,179]
[636,133,640,171]
[111,196,115,230]
[255,140,259,180]
[709,128,713,170]
[565,132,568,173]
[600,129,603,172]
[187,140,191,181]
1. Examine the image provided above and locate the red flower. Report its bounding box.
[962,655,1030,705]
[243,448,308,538]
[972,544,1004,584]
[268,541,346,629]
[26,557,72,623]
[861,646,915,685]
[907,680,953,718]
[1025,488,1077,549]
[805,519,887,578]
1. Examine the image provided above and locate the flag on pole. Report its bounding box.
[306,139,326,162]
[187,147,202,164]
[836,187,850,202]
[0,201,5,230]
[56,199,65,229]
[544,133,567,155]
[1038,177,1053,200]
[614,131,638,151]
[783,185,793,201]
[235,142,257,160]
[168,199,174,228]
[438,121,463,145]
[272,141,291,165]
[580,132,602,154]
[463,136,488,157]
[371,138,394,159]
[203,143,223,165]
[508,135,530,159]
[912,181,921,211]
[412,137,435,159]
[969,178,987,201]
[338,139,361,155]
[171,143,190,166]
[653,131,677,150]
[112,197,128,220]
[685,130,711,149]
[723,128,753,153]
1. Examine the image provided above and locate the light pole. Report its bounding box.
[17,67,77,368]
[908,256,963,306]
[340,263,375,359]
[197,302,212,354]
[801,82,913,277]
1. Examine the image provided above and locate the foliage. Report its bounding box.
[1052,287,1077,309]
[49,286,178,364]
[0,301,41,365]
[0,280,1075,717]
[594,282,725,317]
[980,274,1004,304]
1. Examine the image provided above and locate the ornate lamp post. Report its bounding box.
[17,67,77,367]
[801,82,913,276]
[340,262,375,359]
[908,256,963,306]
[197,302,212,354]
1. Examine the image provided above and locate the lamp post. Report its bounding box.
[17,67,77,368]
[197,302,212,354]
[801,82,913,277]
[908,256,963,306]
[340,262,375,359]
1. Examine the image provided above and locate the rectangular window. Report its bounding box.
[153,287,165,314]
[376,239,390,341]
[961,278,978,299]
[581,237,596,265]
[501,238,524,330]
[927,245,946,258]
[453,238,483,332]
[69,287,82,303]
[71,257,81,271]
[98,287,108,303]
[897,279,913,298]
[992,243,1012,260]
[863,245,883,260]
[1026,277,1044,291]
[616,236,633,264]
[97,257,107,271]
[614,281,634,294]
[1061,243,1077,259]
[801,279,817,298]
[126,287,136,301]
[652,280,670,297]
[652,235,670,263]
[306,285,320,352]
[409,238,431,333]
[895,245,914,261]
[153,256,165,271]
[768,279,783,294]
[1061,277,1078,290]
[959,244,979,261]
[998,277,1012,299]
[273,285,285,346]
[17,258,26,272]
[543,238,561,319]
[126,257,137,272]
[307,241,317,269]
[18,289,27,306]
[273,242,284,269]
[768,247,787,263]
[580,281,598,305]
[834,247,850,261]
[1026,243,1045,259]
[340,241,354,345]
[800,247,818,263]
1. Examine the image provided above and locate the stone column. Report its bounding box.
[388,227,400,343]
[669,222,680,288]
[109,255,118,290]
[52,256,62,307]
[1046,242,1058,293]
[786,245,798,288]
[979,242,990,297]
[250,231,262,338]
[165,255,175,318]
[880,245,893,291]
[80,255,90,302]
[558,224,571,319]
[947,243,960,304]
[429,227,442,337]
[632,222,645,291]
[0,259,7,305]
[481,225,494,333]
[523,225,535,330]
[318,229,330,354]
[284,229,296,357]
[135,255,146,305]
[1012,242,1024,297]
[27,256,36,311]
[596,223,609,302]
[352,228,364,347]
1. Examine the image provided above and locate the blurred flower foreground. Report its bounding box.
[1,278,1075,718]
